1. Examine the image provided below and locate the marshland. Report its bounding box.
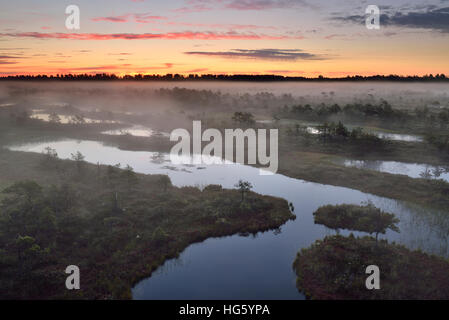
[0,80,448,299]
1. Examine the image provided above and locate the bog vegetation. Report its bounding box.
[313,202,400,240]
[1,81,449,300]
[0,151,293,299]
[293,235,449,299]
[293,203,449,299]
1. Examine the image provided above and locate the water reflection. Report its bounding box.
[102,125,170,138]
[376,132,423,142]
[343,159,449,182]
[304,126,423,142]
[31,112,118,124]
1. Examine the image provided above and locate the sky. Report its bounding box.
[0,0,449,77]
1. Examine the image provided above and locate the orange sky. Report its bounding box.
[1,0,449,77]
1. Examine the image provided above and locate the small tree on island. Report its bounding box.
[122,164,138,187]
[70,114,86,125]
[48,112,61,124]
[313,201,399,244]
[71,151,85,173]
[235,180,253,202]
[42,146,59,168]
[232,112,255,125]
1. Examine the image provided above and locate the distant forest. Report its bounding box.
[0,73,448,82]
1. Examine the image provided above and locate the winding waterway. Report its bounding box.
[7,139,449,300]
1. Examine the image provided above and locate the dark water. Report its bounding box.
[8,140,449,300]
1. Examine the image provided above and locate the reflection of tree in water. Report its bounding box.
[420,165,449,181]
[154,254,186,276]
[388,162,411,176]
[150,152,166,164]
[431,210,449,257]
[431,166,449,179]
[431,166,444,178]
[419,166,433,179]
[161,165,179,172]
[346,160,383,171]
[365,160,384,171]
[346,160,449,182]
[366,197,448,257]
[398,201,449,258]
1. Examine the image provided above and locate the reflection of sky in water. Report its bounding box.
[102,125,155,137]
[344,160,449,183]
[255,120,274,124]
[8,140,449,300]
[376,132,423,142]
[306,127,320,135]
[102,125,170,138]
[31,113,118,124]
[305,127,423,142]
[0,103,15,108]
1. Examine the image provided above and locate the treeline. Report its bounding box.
[283,101,406,122]
[0,73,448,82]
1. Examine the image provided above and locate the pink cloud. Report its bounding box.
[134,13,167,23]
[185,68,209,73]
[53,64,131,73]
[92,15,130,23]
[92,13,167,24]
[108,52,133,56]
[0,31,302,41]
[182,0,315,11]
[172,5,213,13]
[266,70,304,74]
[326,71,378,76]
[324,34,345,40]
[165,22,277,30]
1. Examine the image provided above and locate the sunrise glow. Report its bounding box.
[1,0,449,77]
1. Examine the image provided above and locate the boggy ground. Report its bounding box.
[2,110,449,212]
[293,235,449,299]
[0,149,294,299]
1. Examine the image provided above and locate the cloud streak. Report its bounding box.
[0,54,27,65]
[184,48,325,60]
[266,69,304,74]
[172,4,213,13]
[334,6,449,33]
[0,61,18,65]
[224,0,311,10]
[0,31,302,41]
[92,13,167,24]
[183,0,315,11]
[0,55,26,59]
[165,21,277,30]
